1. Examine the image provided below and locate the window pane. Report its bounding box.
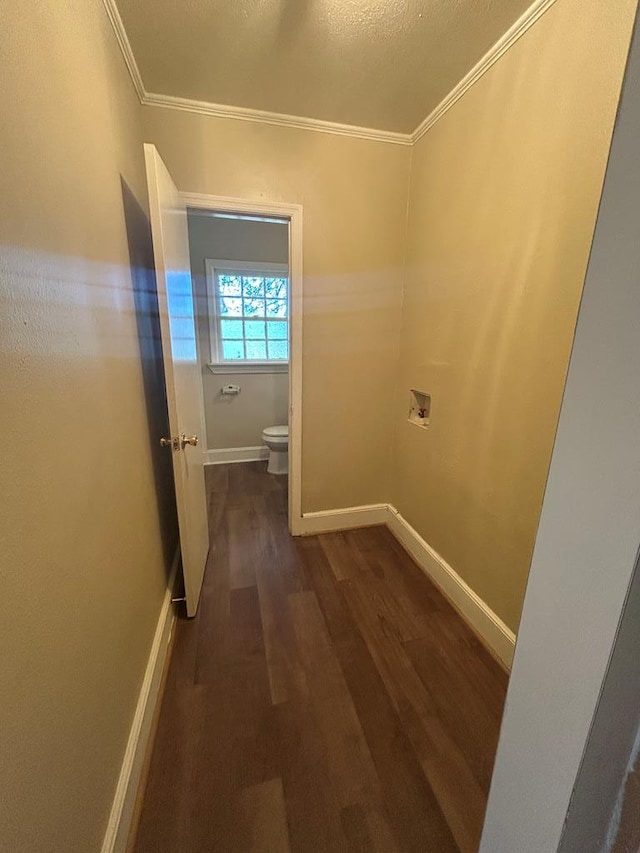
[266,299,287,318]
[220,296,242,316]
[243,297,266,317]
[213,268,289,363]
[220,319,243,339]
[268,340,288,360]
[222,340,245,360]
[244,320,265,340]
[265,277,287,298]
[267,321,288,340]
[242,277,265,299]
[245,340,267,360]
[218,275,242,296]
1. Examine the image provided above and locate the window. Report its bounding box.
[205,259,289,373]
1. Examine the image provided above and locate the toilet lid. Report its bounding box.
[263,425,288,438]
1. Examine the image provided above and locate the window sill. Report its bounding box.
[207,362,289,375]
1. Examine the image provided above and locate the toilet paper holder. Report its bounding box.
[221,384,241,396]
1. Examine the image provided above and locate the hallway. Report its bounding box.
[133,463,508,853]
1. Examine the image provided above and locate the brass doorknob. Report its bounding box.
[180,433,198,449]
[160,436,179,450]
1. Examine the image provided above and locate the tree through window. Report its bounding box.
[206,261,289,366]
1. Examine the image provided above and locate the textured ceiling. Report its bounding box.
[115,0,535,133]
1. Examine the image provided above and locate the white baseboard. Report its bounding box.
[293,501,515,667]
[100,546,180,853]
[298,503,389,535]
[204,446,269,465]
[386,506,516,668]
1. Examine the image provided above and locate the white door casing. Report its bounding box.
[178,191,304,535]
[144,144,209,617]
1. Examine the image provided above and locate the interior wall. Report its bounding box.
[142,106,411,511]
[610,730,640,852]
[0,1,177,851]
[2,8,634,850]
[559,552,640,852]
[391,0,636,632]
[480,10,640,845]
[187,213,289,450]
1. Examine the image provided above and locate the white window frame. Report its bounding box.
[205,258,289,374]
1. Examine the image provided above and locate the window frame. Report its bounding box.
[205,258,289,374]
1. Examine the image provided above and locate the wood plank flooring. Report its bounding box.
[132,462,508,853]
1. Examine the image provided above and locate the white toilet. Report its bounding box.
[262,425,289,475]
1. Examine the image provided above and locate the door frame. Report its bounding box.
[180,192,304,535]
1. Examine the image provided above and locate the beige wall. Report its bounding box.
[0,1,176,851]
[391,0,636,632]
[144,107,411,509]
[187,213,289,449]
[2,3,635,848]
[142,0,635,624]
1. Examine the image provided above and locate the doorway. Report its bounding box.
[181,193,303,533]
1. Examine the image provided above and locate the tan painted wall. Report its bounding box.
[187,213,289,449]
[0,1,177,851]
[144,107,411,510]
[2,4,635,848]
[391,0,636,632]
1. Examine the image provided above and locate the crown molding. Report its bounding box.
[101,0,410,145]
[101,0,145,101]
[141,91,412,146]
[411,0,559,143]
[103,0,558,147]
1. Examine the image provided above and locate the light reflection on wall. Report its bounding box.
[0,246,143,359]
[166,268,197,362]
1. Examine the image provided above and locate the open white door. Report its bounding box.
[144,143,209,617]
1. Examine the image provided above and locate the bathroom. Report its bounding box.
[187,209,290,478]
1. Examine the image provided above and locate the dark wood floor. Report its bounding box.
[132,462,508,853]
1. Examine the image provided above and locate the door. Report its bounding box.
[144,143,209,617]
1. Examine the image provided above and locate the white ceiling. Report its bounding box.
[114,0,535,134]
